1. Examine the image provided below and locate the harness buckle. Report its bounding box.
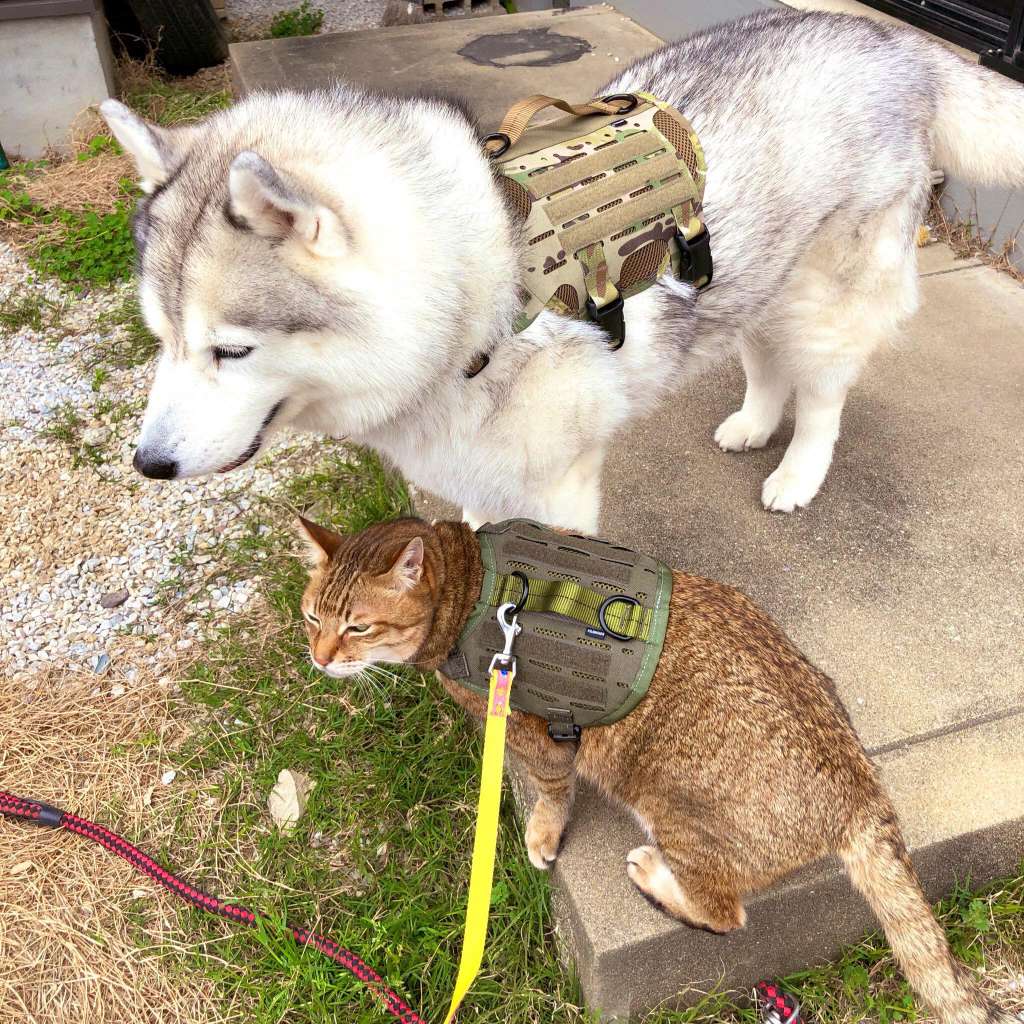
[547,721,582,743]
[676,225,714,288]
[585,294,625,350]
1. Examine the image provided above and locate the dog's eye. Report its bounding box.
[212,345,254,362]
[304,610,321,627]
[347,624,370,634]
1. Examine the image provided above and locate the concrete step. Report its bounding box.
[227,9,1024,1019]
[230,7,662,128]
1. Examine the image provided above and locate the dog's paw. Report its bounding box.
[714,410,774,452]
[761,466,822,512]
[525,807,563,871]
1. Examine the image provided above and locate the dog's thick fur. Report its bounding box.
[103,11,1024,528]
[295,514,1020,1024]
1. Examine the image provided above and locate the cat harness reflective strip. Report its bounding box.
[440,519,673,739]
[443,603,519,1024]
[486,92,713,348]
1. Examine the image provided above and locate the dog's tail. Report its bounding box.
[840,810,1017,1024]
[928,45,1024,187]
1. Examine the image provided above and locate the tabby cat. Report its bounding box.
[296,514,1017,1024]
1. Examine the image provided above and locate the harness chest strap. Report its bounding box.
[486,90,713,348]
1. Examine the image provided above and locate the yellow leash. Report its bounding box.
[443,604,520,1024]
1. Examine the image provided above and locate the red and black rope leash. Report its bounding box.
[0,790,427,1024]
[1,789,802,1024]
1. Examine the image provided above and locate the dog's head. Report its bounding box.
[101,93,459,478]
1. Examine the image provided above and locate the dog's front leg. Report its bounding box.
[438,675,576,869]
[538,445,605,535]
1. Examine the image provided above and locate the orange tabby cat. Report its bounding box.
[296,514,1017,1024]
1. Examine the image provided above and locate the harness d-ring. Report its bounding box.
[509,570,530,614]
[600,93,639,115]
[598,594,641,641]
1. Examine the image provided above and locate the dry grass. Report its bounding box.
[0,670,231,1024]
[929,192,1024,284]
[24,154,133,217]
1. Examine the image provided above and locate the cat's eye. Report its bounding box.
[347,623,370,634]
[304,610,321,627]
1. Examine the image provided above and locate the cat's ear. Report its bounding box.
[295,516,342,568]
[386,537,425,590]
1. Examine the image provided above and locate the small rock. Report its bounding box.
[91,652,111,674]
[99,589,129,609]
[160,769,177,786]
[110,683,126,698]
[268,769,315,832]
[81,425,110,446]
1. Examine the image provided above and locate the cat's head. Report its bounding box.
[295,516,437,678]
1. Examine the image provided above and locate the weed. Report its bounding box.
[122,72,232,128]
[0,292,59,332]
[93,294,159,367]
[31,197,136,287]
[91,367,110,392]
[41,401,83,449]
[269,2,325,38]
[76,135,123,162]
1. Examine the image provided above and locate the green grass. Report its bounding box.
[130,447,1022,1024]
[0,291,60,332]
[269,2,325,37]
[93,295,160,368]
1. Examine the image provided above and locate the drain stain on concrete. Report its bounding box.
[458,27,592,68]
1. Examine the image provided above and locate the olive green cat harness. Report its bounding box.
[486,92,713,350]
[440,519,673,739]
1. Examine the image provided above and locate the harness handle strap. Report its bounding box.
[485,94,631,154]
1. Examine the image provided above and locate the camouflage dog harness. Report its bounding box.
[440,520,673,740]
[486,92,712,349]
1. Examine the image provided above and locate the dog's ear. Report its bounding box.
[228,151,347,254]
[295,516,343,568]
[99,100,187,193]
[385,537,425,591]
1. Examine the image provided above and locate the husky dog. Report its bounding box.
[102,11,1024,532]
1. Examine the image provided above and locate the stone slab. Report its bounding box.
[230,8,663,128]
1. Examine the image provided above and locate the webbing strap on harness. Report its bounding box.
[484,572,653,642]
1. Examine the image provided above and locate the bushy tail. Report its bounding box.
[840,815,1017,1024]
[928,45,1024,187]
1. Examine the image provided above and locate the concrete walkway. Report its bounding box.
[559,241,1024,1016]
[232,9,1024,1019]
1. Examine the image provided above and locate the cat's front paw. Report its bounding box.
[525,804,564,871]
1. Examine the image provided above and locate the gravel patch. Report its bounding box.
[0,243,320,684]
[225,0,390,40]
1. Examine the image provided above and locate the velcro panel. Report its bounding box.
[525,133,660,199]
[544,150,677,226]
[502,538,632,584]
[559,176,691,256]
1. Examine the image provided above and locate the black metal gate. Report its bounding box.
[859,0,1024,80]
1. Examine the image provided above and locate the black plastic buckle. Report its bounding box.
[547,721,582,743]
[585,294,625,349]
[676,225,713,288]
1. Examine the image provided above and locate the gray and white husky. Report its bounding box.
[102,11,1024,533]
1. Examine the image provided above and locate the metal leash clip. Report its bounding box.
[488,602,521,679]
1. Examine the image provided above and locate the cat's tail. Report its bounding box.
[840,810,1017,1024]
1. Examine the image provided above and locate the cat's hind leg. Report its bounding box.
[626,844,746,934]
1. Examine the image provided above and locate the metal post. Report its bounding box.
[981,0,1024,81]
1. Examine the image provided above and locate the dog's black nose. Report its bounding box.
[133,448,178,479]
